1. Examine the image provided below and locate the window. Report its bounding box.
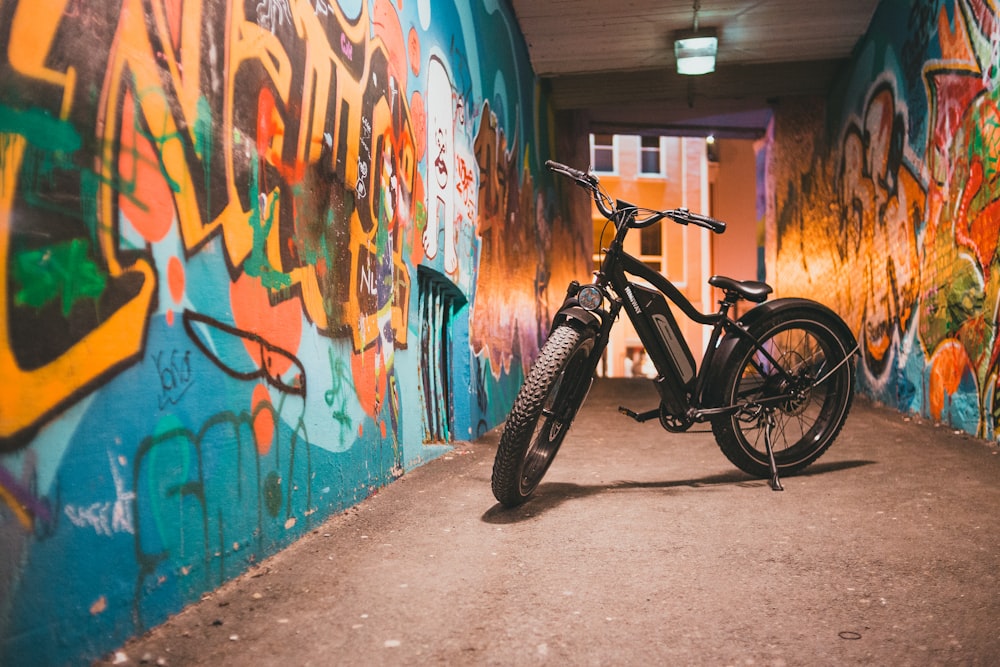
[640,136,664,176]
[640,220,662,256]
[590,134,617,173]
[638,217,665,276]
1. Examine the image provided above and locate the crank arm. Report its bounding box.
[618,406,660,423]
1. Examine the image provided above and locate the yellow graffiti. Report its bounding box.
[7,0,76,119]
[100,0,254,269]
[0,480,32,529]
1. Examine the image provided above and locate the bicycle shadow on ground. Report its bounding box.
[481,458,875,524]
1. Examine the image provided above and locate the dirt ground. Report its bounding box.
[95,379,1000,666]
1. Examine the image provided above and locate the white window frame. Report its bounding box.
[638,136,666,177]
[589,133,619,174]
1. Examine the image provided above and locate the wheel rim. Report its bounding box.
[731,322,848,466]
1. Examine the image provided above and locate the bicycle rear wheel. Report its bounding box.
[491,325,595,507]
[710,308,855,478]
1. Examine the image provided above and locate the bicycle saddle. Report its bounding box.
[709,275,773,303]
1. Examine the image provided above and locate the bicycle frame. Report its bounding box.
[555,197,803,430]
[609,252,723,411]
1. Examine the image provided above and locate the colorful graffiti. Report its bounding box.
[770,0,1000,437]
[0,0,588,664]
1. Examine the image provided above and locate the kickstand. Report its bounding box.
[762,410,784,492]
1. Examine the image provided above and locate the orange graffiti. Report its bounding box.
[408,27,421,77]
[118,90,175,243]
[251,383,275,455]
[410,90,427,161]
[770,0,1000,435]
[843,85,921,368]
[167,256,185,304]
[374,0,408,87]
[928,339,972,421]
[229,273,303,380]
[955,158,1000,274]
[469,102,579,375]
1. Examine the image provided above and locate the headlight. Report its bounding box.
[577,285,603,310]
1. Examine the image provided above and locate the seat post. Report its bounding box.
[716,292,740,317]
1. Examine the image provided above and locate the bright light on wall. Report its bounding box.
[674,33,718,76]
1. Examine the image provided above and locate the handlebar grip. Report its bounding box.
[688,211,726,233]
[546,159,611,216]
[669,208,726,233]
[545,159,587,181]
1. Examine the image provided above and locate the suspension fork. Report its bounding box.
[557,288,621,408]
[551,295,620,422]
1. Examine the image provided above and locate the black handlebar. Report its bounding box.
[545,159,726,234]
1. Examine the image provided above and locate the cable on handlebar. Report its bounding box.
[626,207,667,229]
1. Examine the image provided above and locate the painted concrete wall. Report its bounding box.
[767,0,1000,438]
[0,1,590,664]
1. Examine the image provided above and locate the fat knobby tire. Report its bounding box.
[491,325,592,507]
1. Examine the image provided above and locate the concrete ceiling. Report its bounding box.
[508,0,880,137]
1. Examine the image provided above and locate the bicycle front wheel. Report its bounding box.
[491,325,595,507]
[710,308,855,478]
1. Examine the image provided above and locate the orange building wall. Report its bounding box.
[712,139,758,281]
[711,139,761,316]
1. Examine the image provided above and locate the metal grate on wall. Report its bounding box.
[417,266,467,443]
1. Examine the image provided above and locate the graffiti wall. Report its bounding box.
[767,0,1000,438]
[0,0,589,663]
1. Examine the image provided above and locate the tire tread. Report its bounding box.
[491,326,585,507]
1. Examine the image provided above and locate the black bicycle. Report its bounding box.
[491,160,859,507]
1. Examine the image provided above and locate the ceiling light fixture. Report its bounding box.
[675,0,717,76]
[675,32,718,75]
